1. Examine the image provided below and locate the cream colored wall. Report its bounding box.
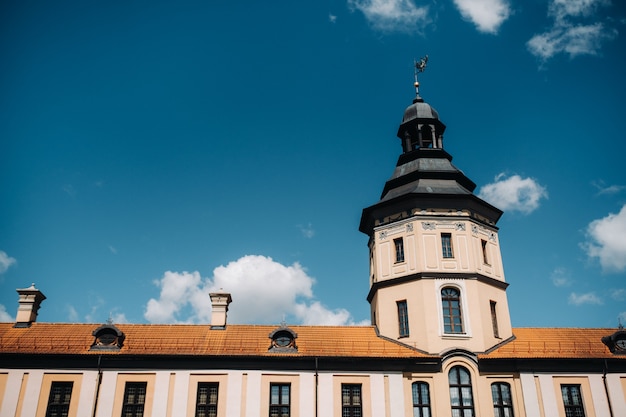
[371,276,512,353]
[372,216,505,285]
[370,214,513,354]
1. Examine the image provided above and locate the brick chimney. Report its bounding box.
[209,291,232,330]
[14,283,46,328]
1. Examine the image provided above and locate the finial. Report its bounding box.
[619,317,624,330]
[414,55,428,98]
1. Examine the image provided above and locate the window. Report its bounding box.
[412,382,431,417]
[196,383,218,417]
[270,383,290,417]
[122,382,147,417]
[449,366,474,417]
[342,384,362,417]
[441,287,464,334]
[394,238,405,263]
[441,233,453,258]
[561,385,586,417]
[491,382,514,417]
[481,240,489,264]
[490,301,499,338]
[397,300,409,337]
[45,382,73,417]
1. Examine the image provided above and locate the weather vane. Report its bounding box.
[414,55,428,98]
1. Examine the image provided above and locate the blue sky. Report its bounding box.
[1,0,625,329]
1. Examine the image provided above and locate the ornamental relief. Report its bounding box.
[378,222,414,240]
[421,221,466,231]
[471,224,498,242]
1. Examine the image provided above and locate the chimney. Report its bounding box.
[209,291,232,330]
[14,283,46,328]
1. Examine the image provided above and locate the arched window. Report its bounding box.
[491,382,514,417]
[441,287,464,334]
[448,366,474,417]
[412,382,431,417]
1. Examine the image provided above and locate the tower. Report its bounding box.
[360,59,512,354]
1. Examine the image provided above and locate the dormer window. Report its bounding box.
[601,329,626,354]
[269,325,298,353]
[90,322,125,351]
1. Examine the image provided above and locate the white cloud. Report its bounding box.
[592,181,626,196]
[0,304,13,322]
[452,0,511,34]
[109,245,118,254]
[329,13,337,23]
[527,0,617,61]
[611,289,626,301]
[67,305,79,322]
[551,267,571,287]
[144,255,365,326]
[583,204,626,273]
[568,292,603,306]
[0,250,17,274]
[348,0,430,33]
[298,223,315,239]
[478,173,548,214]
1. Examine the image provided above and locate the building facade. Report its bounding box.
[1,75,625,417]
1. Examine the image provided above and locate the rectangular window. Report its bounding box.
[269,383,290,417]
[397,300,409,337]
[341,384,362,417]
[491,382,514,417]
[394,238,405,263]
[412,382,431,417]
[490,301,499,338]
[481,239,489,264]
[441,233,453,258]
[561,385,586,417]
[122,382,147,417]
[196,382,218,417]
[46,382,73,417]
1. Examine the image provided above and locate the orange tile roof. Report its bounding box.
[480,328,623,360]
[0,323,432,358]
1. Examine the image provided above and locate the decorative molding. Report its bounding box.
[406,223,414,232]
[455,222,465,231]
[422,222,436,230]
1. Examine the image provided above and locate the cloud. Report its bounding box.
[568,292,603,306]
[329,13,337,23]
[348,0,430,33]
[298,223,315,238]
[551,267,571,287]
[144,255,365,325]
[582,204,626,273]
[109,245,118,254]
[611,289,626,301]
[477,173,548,214]
[592,180,626,196]
[452,0,511,34]
[0,250,17,274]
[0,304,13,322]
[527,0,617,61]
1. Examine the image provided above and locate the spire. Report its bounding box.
[413,55,428,101]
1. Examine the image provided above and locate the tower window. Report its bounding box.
[412,382,431,417]
[196,383,218,417]
[397,300,409,337]
[45,382,73,417]
[441,287,464,334]
[481,239,489,264]
[491,382,514,417]
[561,385,586,417]
[269,383,290,417]
[449,366,474,417]
[490,301,499,338]
[441,233,453,258]
[394,238,405,263]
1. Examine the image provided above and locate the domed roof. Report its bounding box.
[401,97,440,124]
